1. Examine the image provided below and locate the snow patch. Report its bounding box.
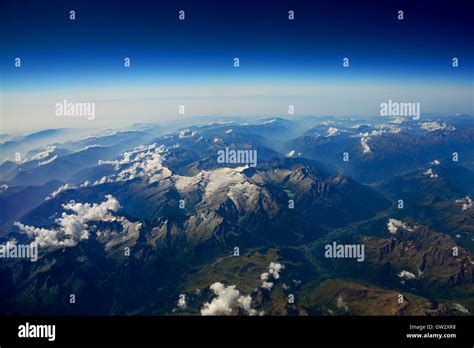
[326,127,339,137]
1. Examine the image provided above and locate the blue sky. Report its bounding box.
[0,0,472,132]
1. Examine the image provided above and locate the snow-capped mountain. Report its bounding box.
[1,115,473,316]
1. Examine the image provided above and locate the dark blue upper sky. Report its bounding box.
[0,0,472,133]
[1,0,473,89]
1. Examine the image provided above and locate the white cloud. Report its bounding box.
[201,282,241,316]
[236,295,260,316]
[46,183,74,200]
[93,176,113,186]
[15,195,121,250]
[387,219,412,234]
[260,272,273,290]
[455,196,472,211]
[14,222,77,249]
[260,262,285,290]
[200,282,261,316]
[398,270,416,280]
[423,168,438,178]
[177,294,187,309]
[268,262,284,279]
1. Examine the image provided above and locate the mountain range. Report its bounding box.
[1,115,473,316]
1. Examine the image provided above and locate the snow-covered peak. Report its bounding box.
[97,143,171,184]
[178,129,198,139]
[326,127,339,137]
[420,121,455,132]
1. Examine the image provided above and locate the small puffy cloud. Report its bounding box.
[93,176,113,186]
[398,270,416,280]
[201,282,241,316]
[260,272,273,290]
[200,282,260,316]
[455,196,472,211]
[177,294,187,309]
[423,168,438,178]
[387,219,412,234]
[236,295,259,316]
[268,262,284,279]
[66,194,119,217]
[260,262,285,290]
